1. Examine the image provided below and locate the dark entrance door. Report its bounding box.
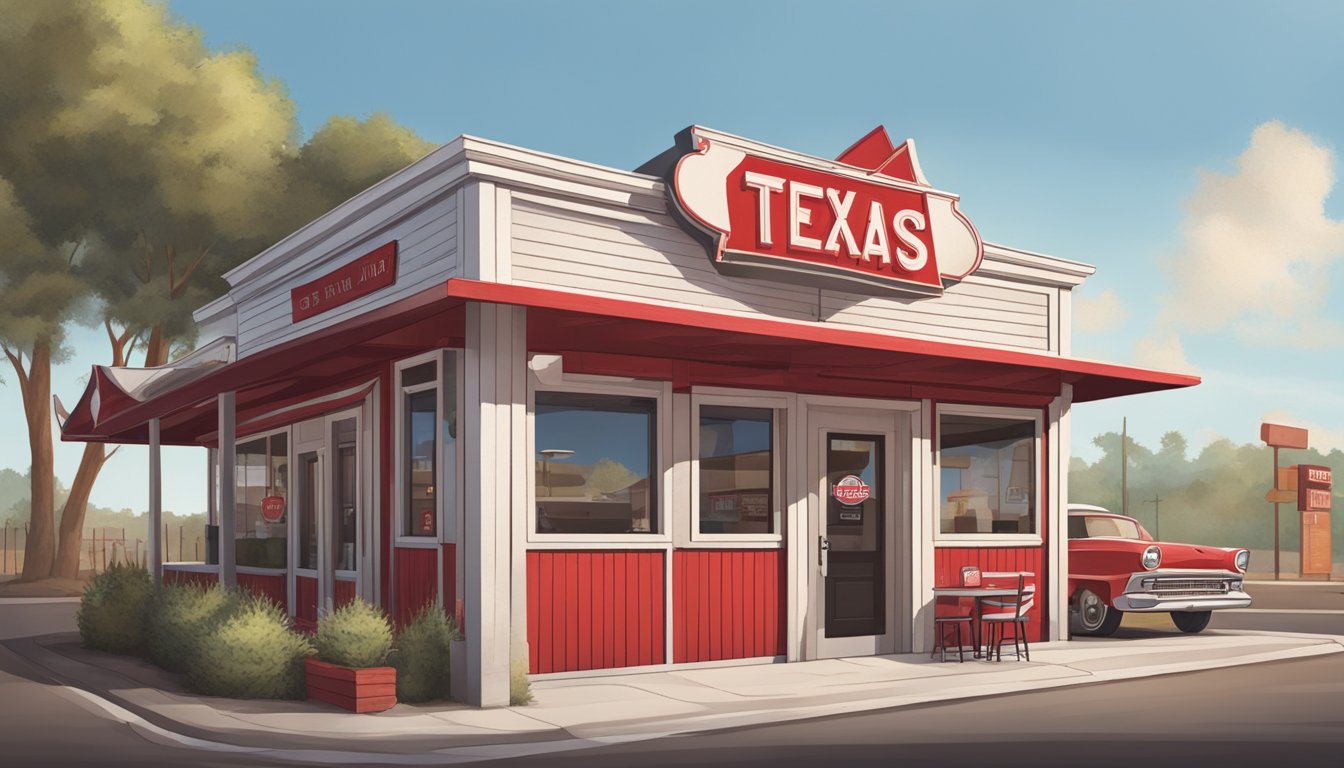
[824,433,886,638]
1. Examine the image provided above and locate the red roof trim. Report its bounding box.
[444,278,1200,392]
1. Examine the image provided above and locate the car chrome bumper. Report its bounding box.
[1111,569,1252,612]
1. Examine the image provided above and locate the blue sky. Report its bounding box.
[5,0,1344,515]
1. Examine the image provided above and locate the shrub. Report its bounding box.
[393,605,458,703]
[77,563,153,654]
[146,583,242,673]
[188,596,313,699]
[510,653,534,706]
[314,598,393,669]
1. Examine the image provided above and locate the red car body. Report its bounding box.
[1067,504,1251,635]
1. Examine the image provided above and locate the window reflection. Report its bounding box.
[535,392,656,534]
[234,433,288,568]
[406,389,436,537]
[699,405,773,534]
[939,415,1035,534]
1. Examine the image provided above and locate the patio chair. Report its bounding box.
[931,611,975,662]
[979,573,1035,661]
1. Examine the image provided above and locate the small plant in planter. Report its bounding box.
[307,598,396,713]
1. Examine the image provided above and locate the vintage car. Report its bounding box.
[1067,504,1251,636]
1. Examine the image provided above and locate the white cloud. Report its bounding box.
[1132,332,1197,374]
[1074,288,1128,333]
[1156,121,1344,345]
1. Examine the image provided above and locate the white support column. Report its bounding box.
[218,391,237,589]
[147,418,163,582]
[459,302,525,707]
[1048,383,1073,641]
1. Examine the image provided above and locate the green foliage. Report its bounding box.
[76,562,152,654]
[510,654,534,707]
[314,598,393,669]
[1070,430,1344,555]
[187,595,313,699]
[393,604,458,703]
[146,583,242,673]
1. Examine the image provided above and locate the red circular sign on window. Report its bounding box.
[420,509,435,535]
[833,475,871,506]
[260,496,286,523]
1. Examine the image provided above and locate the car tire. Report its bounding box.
[1071,588,1123,636]
[1170,610,1212,634]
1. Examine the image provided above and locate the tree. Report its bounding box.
[0,1,434,578]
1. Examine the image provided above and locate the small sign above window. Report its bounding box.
[291,241,398,322]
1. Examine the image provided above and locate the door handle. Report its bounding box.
[818,536,830,577]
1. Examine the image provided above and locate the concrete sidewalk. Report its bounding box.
[5,629,1343,764]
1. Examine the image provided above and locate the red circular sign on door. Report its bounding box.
[419,509,435,535]
[260,495,286,523]
[833,475,871,506]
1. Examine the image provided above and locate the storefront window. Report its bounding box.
[405,387,437,537]
[234,432,288,568]
[334,418,358,571]
[939,414,1036,535]
[535,392,657,534]
[397,354,456,540]
[698,405,774,535]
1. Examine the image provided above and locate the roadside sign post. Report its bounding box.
[1261,422,1309,581]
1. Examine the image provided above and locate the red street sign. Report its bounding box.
[291,240,398,322]
[1301,488,1332,512]
[833,475,871,505]
[1261,422,1308,449]
[667,126,983,298]
[1298,464,1332,487]
[260,495,286,523]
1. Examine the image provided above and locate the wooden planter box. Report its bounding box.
[305,658,396,713]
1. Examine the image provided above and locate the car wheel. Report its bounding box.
[1071,589,1123,636]
[1170,610,1212,633]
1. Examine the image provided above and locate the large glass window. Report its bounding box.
[535,392,657,534]
[698,405,774,535]
[234,432,288,568]
[405,385,437,537]
[334,417,358,571]
[939,414,1036,535]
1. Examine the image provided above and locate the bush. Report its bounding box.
[314,598,393,669]
[146,583,242,673]
[510,653,533,706]
[393,605,458,703]
[77,563,153,654]
[188,596,313,699]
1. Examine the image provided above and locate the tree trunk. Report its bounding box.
[20,339,55,581]
[144,325,171,367]
[51,443,108,578]
[51,322,135,578]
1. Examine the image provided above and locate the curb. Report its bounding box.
[6,631,1344,764]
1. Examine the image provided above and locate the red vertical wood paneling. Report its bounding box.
[671,549,786,664]
[525,550,665,674]
[295,575,319,624]
[379,366,393,610]
[933,546,1047,642]
[393,547,438,626]
[238,572,287,610]
[333,578,356,609]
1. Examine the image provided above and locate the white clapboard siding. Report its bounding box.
[509,194,1055,352]
[237,193,460,356]
[511,198,823,321]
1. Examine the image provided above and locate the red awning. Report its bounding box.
[59,277,1197,446]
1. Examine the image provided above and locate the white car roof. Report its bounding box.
[1067,503,1116,515]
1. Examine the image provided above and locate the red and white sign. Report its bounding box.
[291,241,398,322]
[669,126,983,297]
[833,475,871,505]
[1298,464,1333,511]
[260,495,286,523]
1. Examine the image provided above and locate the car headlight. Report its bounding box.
[1235,550,1250,573]
[1142,545,1162,570]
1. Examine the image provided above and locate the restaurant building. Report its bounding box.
[59,125,1197,706]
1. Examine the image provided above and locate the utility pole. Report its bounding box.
[1121,417,1129,518]
[1146,494,1162,540]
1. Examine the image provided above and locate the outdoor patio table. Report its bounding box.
[931,584,1022,658]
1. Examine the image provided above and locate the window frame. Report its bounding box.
[933,403,1043,547]
[393,350,461,547]
[689,389,787,545]
[527,372,671,546]
[232,426,291,570]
